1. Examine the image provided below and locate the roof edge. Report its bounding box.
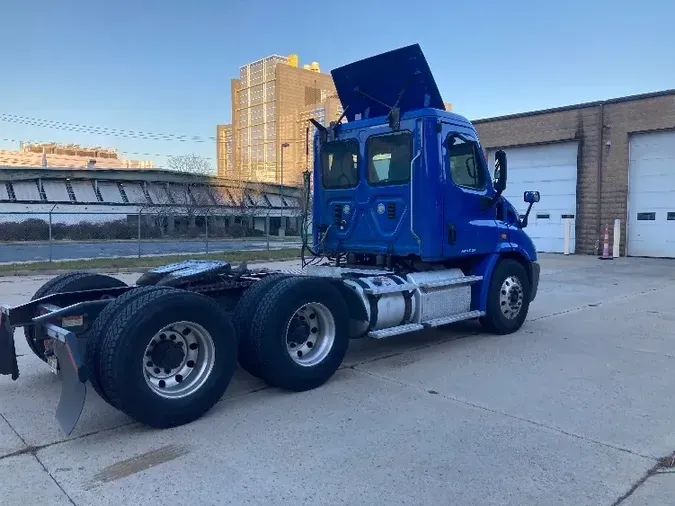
[472,88,675,124]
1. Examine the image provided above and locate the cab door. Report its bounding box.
[440,124,499,258]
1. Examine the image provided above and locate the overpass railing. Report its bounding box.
[0,204,306,264]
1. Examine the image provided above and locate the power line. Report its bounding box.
[0,113,218,143]
[0,113,324,146]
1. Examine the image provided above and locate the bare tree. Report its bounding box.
[224,178,269,237]
[167,153,213,175]
[145,153,214,237]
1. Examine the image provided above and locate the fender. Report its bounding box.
[328,280,369,322]
[470,244,535,312]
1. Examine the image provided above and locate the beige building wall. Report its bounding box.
[296,96,344,182]
[232,55,289,183]
[216,124,233,177]
[228,54,339,185]
[275,63,338,185]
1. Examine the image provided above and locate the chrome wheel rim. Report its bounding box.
[499,275,524,320]
[285,302,335,367]
[142,321,215,399]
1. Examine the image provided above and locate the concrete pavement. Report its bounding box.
[1,254,674,505]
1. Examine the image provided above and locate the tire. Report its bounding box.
[84,286,174,406]
[24,272,127,362]
[249,276,350,392]
[233,273,290,378]
[480,259,531,335]
[98,287,237,429]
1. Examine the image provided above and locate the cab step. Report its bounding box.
[422,310,485,328]
[367,323,424,339]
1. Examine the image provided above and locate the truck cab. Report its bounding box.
[310,44,540,274]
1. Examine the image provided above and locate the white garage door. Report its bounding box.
[488,142,578,253]
[628,130,675,258]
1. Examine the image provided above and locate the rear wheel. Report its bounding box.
[98,287,237,429]
[85,286,173,406]
[249,277,350,391]
[233,273,290,378]
[480,259,531,334]
[24,272,127,362]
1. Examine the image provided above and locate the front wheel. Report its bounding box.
[480,259,531,334]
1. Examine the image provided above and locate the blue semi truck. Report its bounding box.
[0,44,540,435]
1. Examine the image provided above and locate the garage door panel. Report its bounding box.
[505,167,576,183]
[503,180,576,207]
[631,163,674,180]
[505,143,578,166]
[630,133,675,158]
[630,195,673,211]
[628,130,675,258]
[489,142,578,254]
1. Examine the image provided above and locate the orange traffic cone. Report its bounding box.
[599,225,613,260]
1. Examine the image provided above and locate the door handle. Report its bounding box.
[447,224,456,245]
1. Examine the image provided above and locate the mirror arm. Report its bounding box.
[519,201,534,228]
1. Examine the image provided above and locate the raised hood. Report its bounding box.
[330,44,445,123]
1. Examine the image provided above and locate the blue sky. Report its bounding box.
[0,0,672,169]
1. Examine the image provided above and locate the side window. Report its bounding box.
[447,135,486,190]
[366,131,413,185]
[321,140,359,189]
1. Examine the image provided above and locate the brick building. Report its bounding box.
[473,89,675,257]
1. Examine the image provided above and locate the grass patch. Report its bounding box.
[0,248,301,275]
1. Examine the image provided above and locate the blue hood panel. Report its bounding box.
[331,44,445,123]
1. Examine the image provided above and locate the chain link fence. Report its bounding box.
[0,206,303,263]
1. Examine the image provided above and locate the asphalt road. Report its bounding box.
[0,239,302,263]
[2,254,675,505]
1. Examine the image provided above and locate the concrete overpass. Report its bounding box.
[0,166,305,236]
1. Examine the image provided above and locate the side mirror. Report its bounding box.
[524,191,540,204]
[493,150,507,193]
[519,190,540,228]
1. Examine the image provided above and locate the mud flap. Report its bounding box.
[45,323,88,436]
[0,308,19,381]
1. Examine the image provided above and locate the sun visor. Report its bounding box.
[330,44,445,123]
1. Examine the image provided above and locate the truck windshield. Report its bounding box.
[321,139,359,189]
[367,131,413,185]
